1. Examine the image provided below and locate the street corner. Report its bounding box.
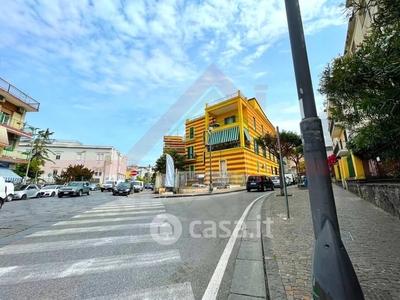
[150,213,182,245]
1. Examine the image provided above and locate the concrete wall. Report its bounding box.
[347,181,400,218]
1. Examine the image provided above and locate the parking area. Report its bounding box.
[0,189,152,239]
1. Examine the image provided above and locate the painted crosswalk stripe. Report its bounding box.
[71,210,166,218]
[94,204,164,209]
[86,207,164,213]
[0,234,170,255]
[85,282,195,300]
[0,250,181,285]
[29,222,160,237]
[56,216,154,224]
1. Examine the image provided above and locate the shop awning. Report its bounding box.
[0,168,22,182]
[0,126,9,148]
[208,126,239,145]
[244,128,252,142]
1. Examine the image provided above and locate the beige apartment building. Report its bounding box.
[19,140,127,183]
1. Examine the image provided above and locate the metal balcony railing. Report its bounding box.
[0,77,40,110]
[208,91,246,107]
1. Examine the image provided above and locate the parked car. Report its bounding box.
[191,184,207,188]
[58,181,91,198]
[39,185,61,197]
[89,183,100,191]
[5,182,14,202]
[12,184,41,200]
[246,175,274,192]
[144,183,154,190]
[0,177,6,210]
[113,182,133,196]
[270,176,281,188]
[101,180,117,192]
[132,181,142,193]
[132,180,144,191]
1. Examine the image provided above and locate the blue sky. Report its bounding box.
[0,0,348,165]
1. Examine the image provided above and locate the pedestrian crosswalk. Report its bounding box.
[0,197,195,299]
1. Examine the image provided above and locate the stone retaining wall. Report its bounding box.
[346,181,400,218]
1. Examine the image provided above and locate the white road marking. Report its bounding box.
[0,234,171,255]
[0,250,181,285]
[85,207,164,213]
[93,204,164,210]
[29,222,160,237]
[201,195,265,300]
[70,210,166,218]
[55,216,153,224]
[85,282,195,300]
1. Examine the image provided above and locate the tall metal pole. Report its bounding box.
[276,126,290,219]
[283,1,364,299]
[209,130,213,194]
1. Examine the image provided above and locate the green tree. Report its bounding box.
[255,131,302,195]
[287,145,304,185]
[56,164,94,183]
[319,0,400,160]
[14,127,55,182]
[154,149,186,174]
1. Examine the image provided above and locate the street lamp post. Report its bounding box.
[283,1,364,299]
[207,123,220,193]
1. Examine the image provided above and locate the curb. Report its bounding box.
[153,188,246,198]
[228,193,273,300]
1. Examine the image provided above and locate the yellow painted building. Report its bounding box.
[184,91,279,184]
[327,0,377,185]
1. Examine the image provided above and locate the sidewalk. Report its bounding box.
[153,186,246,198]
[263,185,400,300]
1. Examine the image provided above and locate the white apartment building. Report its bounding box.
[19,140,127,183]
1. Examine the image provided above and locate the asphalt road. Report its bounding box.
[0,189,267,299]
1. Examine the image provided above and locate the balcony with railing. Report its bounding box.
[0,112,34,138]
[329,120,343,139]
[207,90,246,107]
[0,148,29,163]
[0,77,40,111]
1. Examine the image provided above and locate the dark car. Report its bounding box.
[246,175,275,192]
[144,183,154,190]
[113,182,133,196]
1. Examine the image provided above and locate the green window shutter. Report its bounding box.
[232,115,236,122]
[263,148,266,157]
[190,127,194,139]
[190,165,195,172]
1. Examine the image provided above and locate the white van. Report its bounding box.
[0,177,7,210]
[132,180,144,191]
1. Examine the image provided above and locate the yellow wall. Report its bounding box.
[185,92,279,177]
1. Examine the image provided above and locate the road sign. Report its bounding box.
[131,170,138,176]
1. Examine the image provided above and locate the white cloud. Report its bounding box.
[0,0,345,94]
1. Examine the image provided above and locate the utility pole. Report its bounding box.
[283,1,364,299]
[276,126,290,219]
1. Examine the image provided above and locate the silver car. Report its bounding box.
[13,184,41,200]
[270,176,281,188]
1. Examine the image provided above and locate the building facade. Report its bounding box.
[327,0,377,187]
[163,136,185,154]
[0,77,40,181]
[19,140,127,183]
[184,90,279,185]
